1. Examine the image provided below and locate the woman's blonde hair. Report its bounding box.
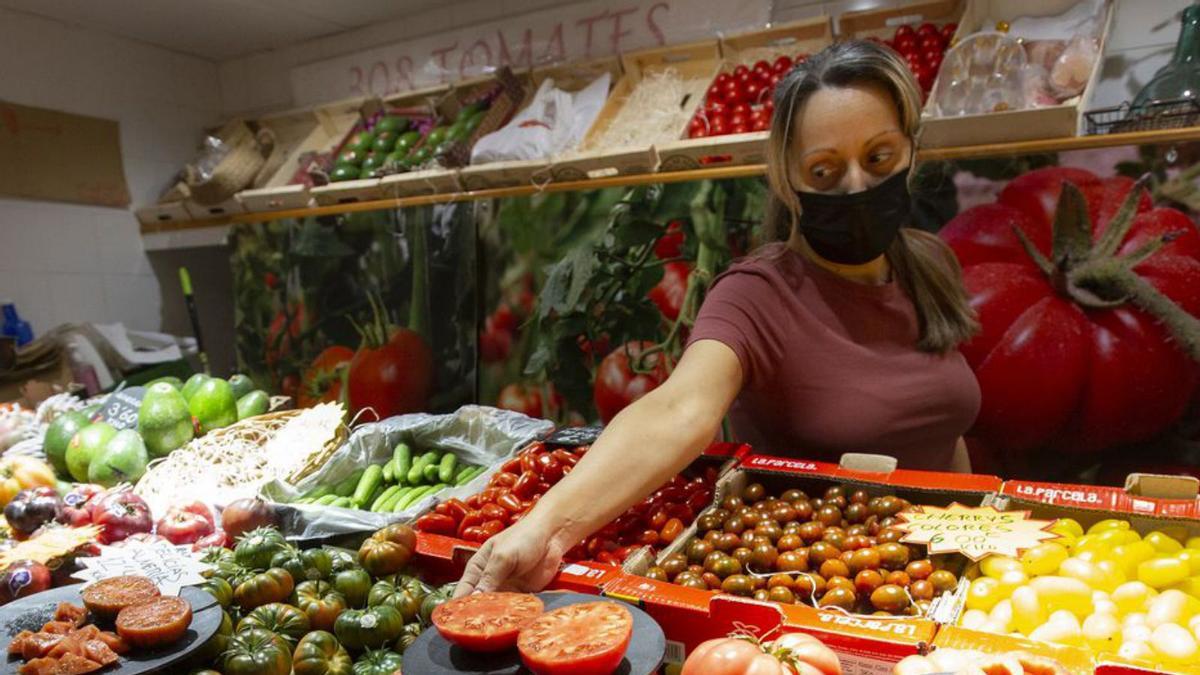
[764,39,979,353]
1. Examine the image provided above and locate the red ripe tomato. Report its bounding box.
[496,383,560,419]
[728,112,749,129]
[297,345,354,407]
[688,126,708,139]
[709,115,729,136]
[941,167,1200,456]
[772,55,793,74]
[894,24,915,40]
[744,81,764,104]
[721,81,742,106]
[433,592,544,652]
[920,34,943,53]
[922,48,944,70]
[518,601,632,675]
[893,33,918,56]
[732,65,749,78]
[915,63,936,91]
[655,220,686,259]
[941,22,958,43]
[730,122,750,135]
[490,303,517,332]
[480,325,512,364]
[916,22,939,39]
[348,327,433,418]
[155,508,214,545]
[752,116,770,132]
[752,62,772,81]
[706,83,725,104]
[593,341,671,422]
[714,72,732,87]
[265,302,306,372]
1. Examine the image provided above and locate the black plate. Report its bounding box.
[0,584,222,675]
[402,591,666,675]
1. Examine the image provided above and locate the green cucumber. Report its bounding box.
[423,463,440,483]
[294,497,311,504]
[437,453,458,484]
[407,451,438,485]
[334,469,365,497]
[392,485,435,512]
[392,443,413,480]
[455,465,484,486]
[371,485,402,512]
[330,496,353,508]
[305,485,333,501]
[382,459,395,484]
[381,487,412,512]
[352,465,383,506]
[314,494,339,505]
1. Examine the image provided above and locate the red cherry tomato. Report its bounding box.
[941,22,958,43]
[920,34,943,53]
[551,449,579,466]
[733,65,749,78]
[490,472,518,488]
[660,518,684,543]
[686,489,713,513]
[894,24,915,39]
[647,508,668,530]
[500,457,522,474]
[772,55,793,74]
[462,526,488,543]
[480,503,509,523]
[496,493,525,513]
[442,498,470,521]
[639,529,660,546]
[458,512,486,537]
[923,48,944,71]
[665,503,694,522]
[480,520,506,538]
[415,513,457,535]
[706,84,725,104]
[512,471,540,500]
[714,72,732,87]
[731,102,751,118]
[893,34,918,55]
[916,22,939,39]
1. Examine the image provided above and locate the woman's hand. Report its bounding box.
[453,340,743,598]
[453,516,566,597]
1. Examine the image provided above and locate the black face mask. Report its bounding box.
[796,168,911,265]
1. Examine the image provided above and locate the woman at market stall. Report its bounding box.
[456,39,981,597]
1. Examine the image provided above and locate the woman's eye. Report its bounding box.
[869,150,893,164]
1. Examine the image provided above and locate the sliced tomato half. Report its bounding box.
[432,592,544,652]
[518,601,633,674]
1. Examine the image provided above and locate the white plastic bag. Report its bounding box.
[470,73,610,164]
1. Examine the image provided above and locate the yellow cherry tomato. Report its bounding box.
[1052,518,1085,538]
[1088,519,1132,535]
[1145,531,1185,554]
[1113,581,1158,614]
[1011,585,1045,635]
[966,577,1003,612]
[1021,542,1069,577]
[1140,558,1190,590]
[1113,542,1157,579]
[981,555,1023,579]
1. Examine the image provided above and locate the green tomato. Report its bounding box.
[271,546,333,583]
[236,602,310,646]
[394,622,422,654]
[199,577,233,609]
[334,606,404,651]
[352,648,404,675]
[293,580,348,632]
[418,583,454,627]
[332,567,372,609]
[234,526,288,570]
[191,609,232,667]
[324,546,359,572]
[293,630,354,675]
[222,627,292,675]
[366,580,419,623]
[233,568,294,611]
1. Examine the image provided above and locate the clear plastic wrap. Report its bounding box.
[261,406,553,541]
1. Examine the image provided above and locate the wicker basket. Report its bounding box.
[183,122,276,205]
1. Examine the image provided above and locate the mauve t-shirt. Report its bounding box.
[688,242,981,470]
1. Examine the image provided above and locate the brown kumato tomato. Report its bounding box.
[432,592,544,652]
[115,595,193,649]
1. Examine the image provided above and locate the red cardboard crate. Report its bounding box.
[603,571,934,673]
[931,625,1095,674]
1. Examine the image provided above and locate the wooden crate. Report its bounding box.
[836,0,964,40]
[134,202,192,227]
[237,97,362,212]
[430,70,530,169]
[461,57,622,190]
[917,0,1112,148]
[377,167,462,198]
[551,40,720,181]
[301,85,446,206]
[183,195,245,219]
[657,17,833,172]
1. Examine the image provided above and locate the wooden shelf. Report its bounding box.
[140,125,1200,238]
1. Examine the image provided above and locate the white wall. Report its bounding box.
[0,7,222,335]
[218,0,1189,118]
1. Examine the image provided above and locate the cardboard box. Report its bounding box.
[932,625,1096,674]
[960,474,1200,675]
[603,572,936,673]
[459,57,623,191]
[616,452,1000,670]
[552,41,720,181]
[656,17,834,172]
[916,0,1114,148]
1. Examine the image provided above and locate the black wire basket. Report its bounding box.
[1083,98,1200,135]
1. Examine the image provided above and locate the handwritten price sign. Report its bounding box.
[73,541,210,595]
[895,503,1059,561]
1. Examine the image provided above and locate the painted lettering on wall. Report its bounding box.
[291,0,770,106]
